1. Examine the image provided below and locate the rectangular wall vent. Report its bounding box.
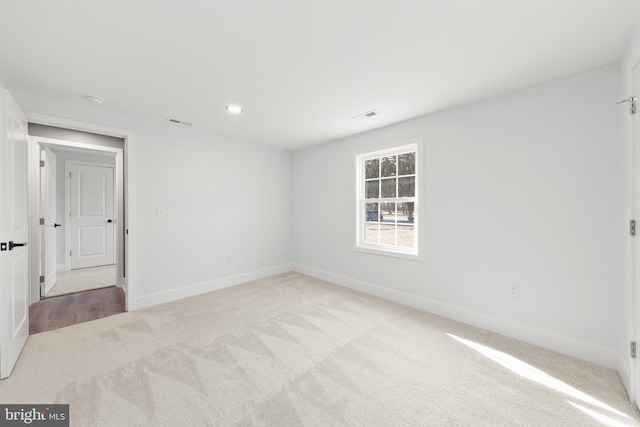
[352,110,379,121]
[166,118,193,126]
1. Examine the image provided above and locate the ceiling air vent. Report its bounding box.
[352,110,379,121]
[166,118,193,126]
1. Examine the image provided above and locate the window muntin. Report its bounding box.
[356,141,419,258]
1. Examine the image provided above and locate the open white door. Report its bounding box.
[633,63,640,407]
[69,163,115,269]
[0,89,29,379]
[40,147,57,296]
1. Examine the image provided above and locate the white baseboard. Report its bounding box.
[292,264,625,375]
[133,264,293,310]
[130,262,630,388]
[56,264,66,272]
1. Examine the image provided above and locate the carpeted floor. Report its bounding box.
[1,272,638,426]
[46,265,116,297]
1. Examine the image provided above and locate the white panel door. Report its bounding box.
[634,64,640,408]
[0,89,29,379]
[70,164,115,269]
[40,147,57,296]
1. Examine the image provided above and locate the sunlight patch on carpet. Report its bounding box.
[448,334,630,421]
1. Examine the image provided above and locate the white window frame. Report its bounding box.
[354,137,422,260]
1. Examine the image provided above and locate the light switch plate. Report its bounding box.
[157,207,166,218]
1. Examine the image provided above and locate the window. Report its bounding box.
[355,138,421,259]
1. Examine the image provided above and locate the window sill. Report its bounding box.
[354,245,423,261]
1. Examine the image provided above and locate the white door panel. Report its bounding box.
[70,164,114,269]
[10,249,28,330]
[79,227,106,255]
[41,147,57,296]
[0,89,29,379]
[634,64,640,407]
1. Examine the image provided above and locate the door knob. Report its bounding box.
[54,223,61,228]
[107,219,113,223]
[8,241,27,250]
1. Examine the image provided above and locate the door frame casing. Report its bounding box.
[26,113,136,312]
[64,160,116,271]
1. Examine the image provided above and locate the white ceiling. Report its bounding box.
[1,1,639,150]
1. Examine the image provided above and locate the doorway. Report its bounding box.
[26,116,136,313]
[30,136,122,301]
[28,131,128,334]
[38,145,118,299]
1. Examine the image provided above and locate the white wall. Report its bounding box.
[13,91,292,307]
[293,63,628,372]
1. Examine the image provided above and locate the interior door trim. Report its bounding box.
[26,113,136,312]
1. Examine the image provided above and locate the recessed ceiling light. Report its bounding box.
[85,95,105,105]
[226,105,243,114]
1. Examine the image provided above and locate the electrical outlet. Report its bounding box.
[320,250,325,259]
[507,284,520,298]
[226,253,231,262]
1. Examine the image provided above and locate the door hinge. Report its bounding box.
[632,341,637,358]
[618,97,637,115]
[70,251,72,256]
[40,160,45,167]
[39,275,44,283]
[40,218,45,225]
[631,220,636,236]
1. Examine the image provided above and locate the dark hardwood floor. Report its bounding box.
[29,286,125,335]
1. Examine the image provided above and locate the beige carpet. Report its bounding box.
[1,272,638,426]
[46,265,116,297]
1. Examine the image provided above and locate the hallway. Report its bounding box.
[45,265,116,298]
